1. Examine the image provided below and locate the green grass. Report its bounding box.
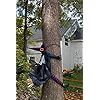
[63,67,83,93]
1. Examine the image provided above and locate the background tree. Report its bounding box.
[23,0,28,56]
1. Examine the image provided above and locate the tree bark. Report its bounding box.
[41,0,63,100]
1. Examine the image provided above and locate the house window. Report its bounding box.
[65,38,68,42]
[65,42,68,46]
[30,56,35,61]
[65,38,69,46]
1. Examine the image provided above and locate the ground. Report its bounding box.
[64,91,83,100]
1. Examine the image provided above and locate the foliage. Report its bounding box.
[16,0,83,29]
[16,1,41,98]
[63,66,83,93]
[16,45,42,99]
[16,0,42,29]
[59,0,83,27]
[16,45,29,98]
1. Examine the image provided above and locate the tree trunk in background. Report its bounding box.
[23,0,28,56]
[41,0,63,100]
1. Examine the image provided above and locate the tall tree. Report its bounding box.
[23,0,28,56]
[41,0,63,100]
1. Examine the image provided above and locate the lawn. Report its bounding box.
[63,66,83,93]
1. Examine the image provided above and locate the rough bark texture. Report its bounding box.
[41,0,64,100]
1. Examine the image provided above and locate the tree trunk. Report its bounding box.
[41,0,63,100]
[23,0,28,56]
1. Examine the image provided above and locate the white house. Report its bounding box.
[27,20,83,69]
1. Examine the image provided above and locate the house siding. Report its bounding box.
[61,37,71,69]
[27,42,42,63]
[61,37,83,69]
[70,41,83,68]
